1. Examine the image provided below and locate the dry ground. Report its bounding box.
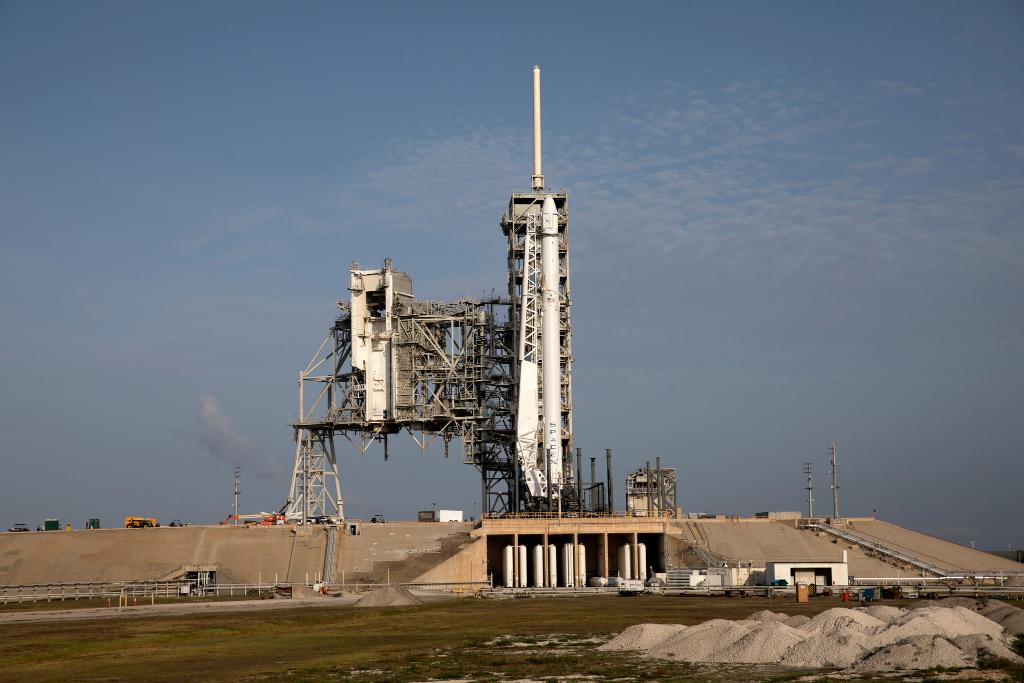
[1,594,1021,682]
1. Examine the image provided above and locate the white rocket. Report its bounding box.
[515,66,562,502]
[541,193,561,488]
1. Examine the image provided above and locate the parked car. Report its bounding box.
[7,523,30,532]
[370,514,385,523]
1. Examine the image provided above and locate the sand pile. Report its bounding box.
[599,605,1023,672]
[355,586,422,607]
[921,597,1024,636]
[600,623,688,651]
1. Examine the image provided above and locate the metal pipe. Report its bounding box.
[656,456,663,516]
[646,460,652,516]
[606,449,614,513]
[513,447,520,513]
[590,457,597,512]
[576,448,583,512]
[532,65,543,191]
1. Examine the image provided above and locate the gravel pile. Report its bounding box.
[355,586,422,607]
[599,604,1023,672]
[920,597,1024,636]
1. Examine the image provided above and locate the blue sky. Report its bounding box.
[1,1,1021,547]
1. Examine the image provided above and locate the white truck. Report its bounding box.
[617,579,646,595]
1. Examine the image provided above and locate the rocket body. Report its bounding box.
[541,195,561,488]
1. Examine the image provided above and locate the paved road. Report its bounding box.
[0,596,362,624]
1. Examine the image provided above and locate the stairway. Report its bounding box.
[322,525,338,584]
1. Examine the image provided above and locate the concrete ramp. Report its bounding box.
[677,519,898,577]
[0,526,326,585]
[844,519,1023,574]
[333,522,479,584]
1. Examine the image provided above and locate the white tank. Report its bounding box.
[517,545,528,588]
[588,576,607,587]
[503,545,514,587]
[618,543,632,580]
[577,543,587,586]
[561,543,575,587]
[532,545,545,587]
[547,544,558,587]
[637,542,647,582]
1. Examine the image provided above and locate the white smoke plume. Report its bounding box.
[197,393,276,478]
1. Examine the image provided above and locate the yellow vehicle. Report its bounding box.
[124,516,158,528]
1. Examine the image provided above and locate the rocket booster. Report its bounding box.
[541,195,561,487]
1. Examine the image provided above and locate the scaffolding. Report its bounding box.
[284,258,518,521]
[625,462,678,518]
[283,67,583,520]
[502,192,576,512]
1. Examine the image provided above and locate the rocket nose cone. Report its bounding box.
[542,196,556,214]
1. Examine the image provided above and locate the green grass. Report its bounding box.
[0,595,935,683]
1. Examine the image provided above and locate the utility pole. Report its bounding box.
[803,462,814,518]
[233,466,240,525]
[829,441,839,519]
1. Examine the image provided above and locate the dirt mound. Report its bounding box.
[355,586,422,607]
[601,605,1024,672]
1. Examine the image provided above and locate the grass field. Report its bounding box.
[1,594,1018,682]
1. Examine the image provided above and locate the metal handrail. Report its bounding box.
[481,510,675,520]
[801,522,951,577]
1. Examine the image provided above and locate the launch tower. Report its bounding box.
[284,67,581,521]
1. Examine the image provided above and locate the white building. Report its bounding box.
[765,560,849,587]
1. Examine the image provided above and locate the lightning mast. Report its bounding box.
[803,462,813,518]
[829,441,839,519]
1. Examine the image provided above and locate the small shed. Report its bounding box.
[766,560,849,587]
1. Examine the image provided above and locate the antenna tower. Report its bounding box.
[233,465,240,526]
[803,462,814,518]
[829,441,839,519]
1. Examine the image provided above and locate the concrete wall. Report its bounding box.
[331,521,476,585]
[410,537,486,584]
[0,525,326,585]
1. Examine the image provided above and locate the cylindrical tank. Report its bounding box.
[637,542,647,582]
[503,545,514,587]
[532,545,545,587]
[618,543,632,580]
[577,543,587,586]
[588,576,607,587]
[517,545,528,588]
[561,543,575,587]
[547,544,558,588]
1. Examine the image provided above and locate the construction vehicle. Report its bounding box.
[222,513,285,526]
[124,516,158,528]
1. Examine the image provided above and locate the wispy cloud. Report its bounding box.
[869,79,926,96]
